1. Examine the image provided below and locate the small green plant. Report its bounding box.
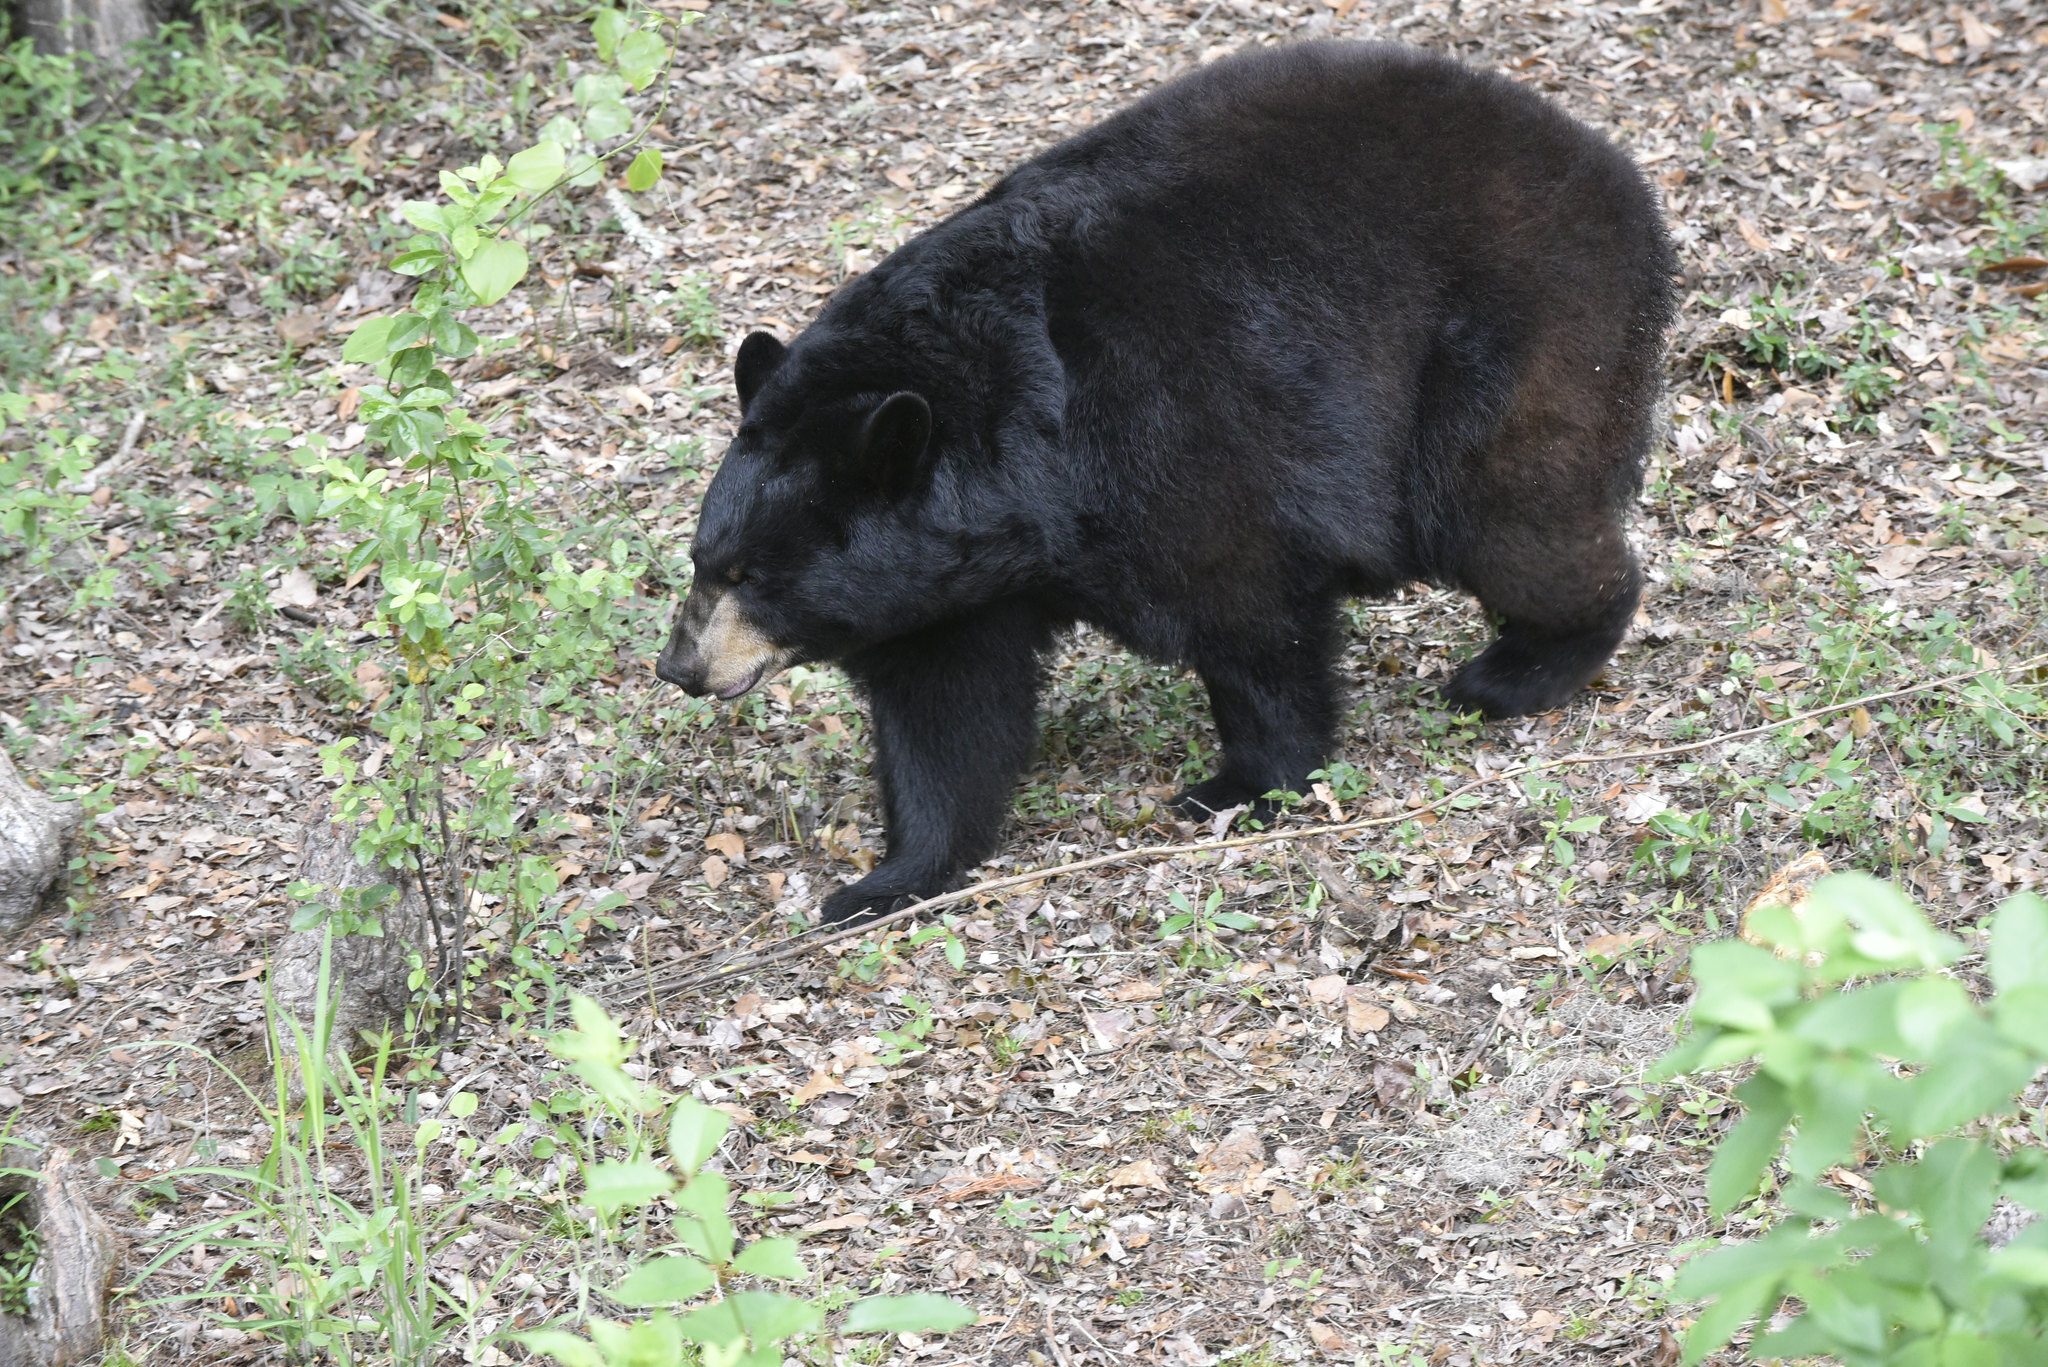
[1525,780,1603,869]
[520,995,975,1367]
[1631,807,1720,883]
[0,1163,38,1320]
[875,993,939,1067]
[671,271,722,349]
[1655,874,2048,1364]
[996,1197,1089,1267]
[1928,121,2047,263]
[137,937,513,1363]
[1158,883,1257,968]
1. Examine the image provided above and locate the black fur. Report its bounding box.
[665,41,1676,926]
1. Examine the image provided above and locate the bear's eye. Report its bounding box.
[725,565,747,585]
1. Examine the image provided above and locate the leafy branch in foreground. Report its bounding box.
[1655,873,2048,1365]
[301,4,686,1031]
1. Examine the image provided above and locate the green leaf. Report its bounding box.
[400,200,451,234]
[390,247,445,276]
[1809,872,1961,971]
[675,1171,735,1263]
[516,1330,605,1367]
[618,29,667,90]
[459,238,528,307]
[730,1237,806,1281]
[1680,1272,1780,1367]
[844,1294,979,1335]
[1893,976,1976,1056]
[625,148,664,192]
[573,72,628,107]
[429,311,480,359]
[341,316,399,364]
[385,312,431,352]
[731,1290,824,1344]
[1989,894,2048,994]
[1690,939,1801,1033]
[583,100,632,144]
[583,1158,675,1213]
[668,1097,731,1174]
[1706,1079,1792,1216]
[1988,1246,2048,1288]
[503,140,566,193]
[1213,911,1261,931]
[539,114,583,149]
[1994,984,2048,1048]
[611,1254,715,1305]
[591,7,629,60]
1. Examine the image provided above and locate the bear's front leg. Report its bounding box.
[826,601,1055,926]
[1174,634,1338,825]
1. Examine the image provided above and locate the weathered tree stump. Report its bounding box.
[0,1147,118,1367]
[9,0,153,59]
[270,800,440,1081]
[0,751,81,938]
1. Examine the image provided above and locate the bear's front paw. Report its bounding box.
[1168,777,1285,827]
[820,883,925,928]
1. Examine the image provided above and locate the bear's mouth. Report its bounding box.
[715,663,767,699]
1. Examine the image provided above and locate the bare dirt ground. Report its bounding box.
[2,0,2046,1363]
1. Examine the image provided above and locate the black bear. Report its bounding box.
[656,41,1676,926]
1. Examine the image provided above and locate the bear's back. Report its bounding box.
[983,42,1664,300]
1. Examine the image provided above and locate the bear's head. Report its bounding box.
[654,325,960,699]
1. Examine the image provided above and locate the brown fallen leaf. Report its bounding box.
[1196,1128,1264,1176]
[1084,1008,1137,1051]
[1306,973,1347,1005]
[1583,930,1656,959]
[792,1070,837,1105]
[1269,1187,1300,1215]
[1108,979,1162,1002]
[277,311,326,348]
[1735,216,1773,253]
[802,1211,869,1233]
[1870,545,1929,580]
[701,856,729,888]
[270,567,318,609]
[1957,9,1995,55]
[1307,1322,1351,1356]
[1106,1157,1170,1191]
[705,830,746,862]
[1343,985,1389,1035]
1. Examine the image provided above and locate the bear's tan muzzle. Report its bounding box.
[653,584,791,699]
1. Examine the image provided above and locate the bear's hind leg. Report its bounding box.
[827,601,1054,926]
[1173,631,1338,822]
[1442,516,1641,720]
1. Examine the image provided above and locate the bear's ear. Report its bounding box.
[852,391,935,496]
[734,332,787,411]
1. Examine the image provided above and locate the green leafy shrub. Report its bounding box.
[1656,874,2048,1364]
[519,995,977,1367]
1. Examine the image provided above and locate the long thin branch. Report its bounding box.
[630,651,2048,1001]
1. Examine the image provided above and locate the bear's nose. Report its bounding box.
[654,622,709,693]
[653,650,702,691]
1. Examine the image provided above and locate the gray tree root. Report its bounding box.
[0,1147,119,1367]
[0,751,81,937]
